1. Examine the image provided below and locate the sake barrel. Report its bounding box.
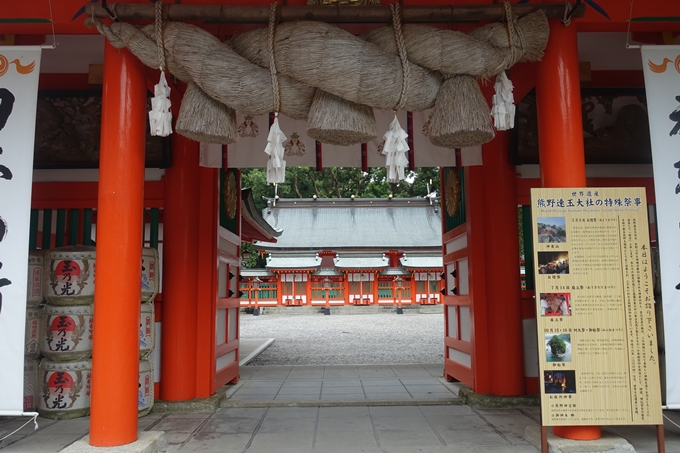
[25,306,42,359]
[139,302,155,359]
[40,304,94,362]
[27,251,44,306]
[44,246,96,305]
[138,359,154,417]
[24,360,39,412]
[38,359,92,419]
[141,247,159,302]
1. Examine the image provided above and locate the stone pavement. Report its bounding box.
[1,364,680,452]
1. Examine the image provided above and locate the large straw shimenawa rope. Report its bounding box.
[88,3,548,148]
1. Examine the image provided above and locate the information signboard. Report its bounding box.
[531,187,663,426]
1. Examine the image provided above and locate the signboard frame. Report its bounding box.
[529,187,664,452]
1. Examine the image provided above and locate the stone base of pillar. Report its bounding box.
[396,308,404,314]
[62,432,167,453]
[324,308,331,315]
[524,426,634,453]
[253,309,260,316]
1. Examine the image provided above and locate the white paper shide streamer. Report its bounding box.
[491,71,515,131]
[382,114,409,183]
[148,71,172,137]
[265,113,287,184]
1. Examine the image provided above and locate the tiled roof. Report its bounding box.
[266,253,321,270]
[334,253,389,269]
[400,254,443,269]
[255,198,441,250]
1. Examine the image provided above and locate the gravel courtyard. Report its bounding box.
[240,311,445,366]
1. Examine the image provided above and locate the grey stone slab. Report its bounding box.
[164,412,212,419]
[320,393,366,401]
[477,413,539,445]
[257,416,317,434]
[227,394,275,401]
[213,407,268,419]
[248,431,314,451]
[434,425,509,446]
[404,384,455,394]
[316,416,373,432]
[281,379,323,388]
[231,387,280,396]
[409,392,459,399]
[314,429,379,449]
[322,386,367,395]
[322,379,362,388]
[267,407,319,418]
[2,433,87,452]
[371,416,433,432]
[318,406,371,418]
[276,386,321,396]
[274,394,322,401]
[151,417,206,434]
[361,379,404,387]
[365,393,413,401]
[418,405,477,417]
[369,406,424,417]
[60,432,167,453]
[287,366,325,379]
[525,425,635,453]
[357,366,397,378]
[32,418,90,435]
[362,385,407,394]
[323,367,359,379]
[400,378,446,385]
[198,417,262,435]
[239,380,284,388]
[170,432,252,452]
[374,427,446,448]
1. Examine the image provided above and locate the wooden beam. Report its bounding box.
[87,3,585,24]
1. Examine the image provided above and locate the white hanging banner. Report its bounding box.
[0,46,42,417]
[641,45,680,409]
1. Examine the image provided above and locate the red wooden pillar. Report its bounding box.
[481,130,525,395]
[536,19,600,440]
[161,134,201,401]
[90,43,146,447]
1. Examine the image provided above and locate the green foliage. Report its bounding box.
[242,167,440,212]
[548,335,567,355]
[241,241,268,268]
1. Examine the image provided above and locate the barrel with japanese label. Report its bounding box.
[139,302,155,359]
[44,246,96,306]
[24,359,38,412]
[27,251,44,306]
[25,306,42,359]
[40,304,94,362]
[141,247,159,303]
[37,359,92,419]
[138,359,154,417]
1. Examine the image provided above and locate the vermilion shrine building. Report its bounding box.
[241,197,443,310]
[1,0,679,447]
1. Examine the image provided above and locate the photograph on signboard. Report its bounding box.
[537,217,567,243]
[545,334,572,362]
[537,251,570,275]
[544,370,577,394]
[540,293,571,316]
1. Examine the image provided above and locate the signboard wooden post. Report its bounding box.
[530,187,664,452]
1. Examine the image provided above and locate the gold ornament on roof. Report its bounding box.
[223,171,238,219]
[445,169,461,218]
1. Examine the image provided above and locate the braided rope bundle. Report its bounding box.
[88,3,548,148]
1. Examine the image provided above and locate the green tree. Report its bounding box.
[242,167,440,212]
[548,335,566,355]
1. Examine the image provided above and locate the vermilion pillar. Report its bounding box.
[161,134,201,400]
[481,130,525,396]
[536,19,601,440]
[90,43,146,446]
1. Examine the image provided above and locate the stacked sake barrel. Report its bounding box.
[36,246,160,419]
[23,251,45,413]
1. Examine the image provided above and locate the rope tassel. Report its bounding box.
[149,71,173,137]
[383,114,409,183]
[491,71,515,131]
[265,113,286,184]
